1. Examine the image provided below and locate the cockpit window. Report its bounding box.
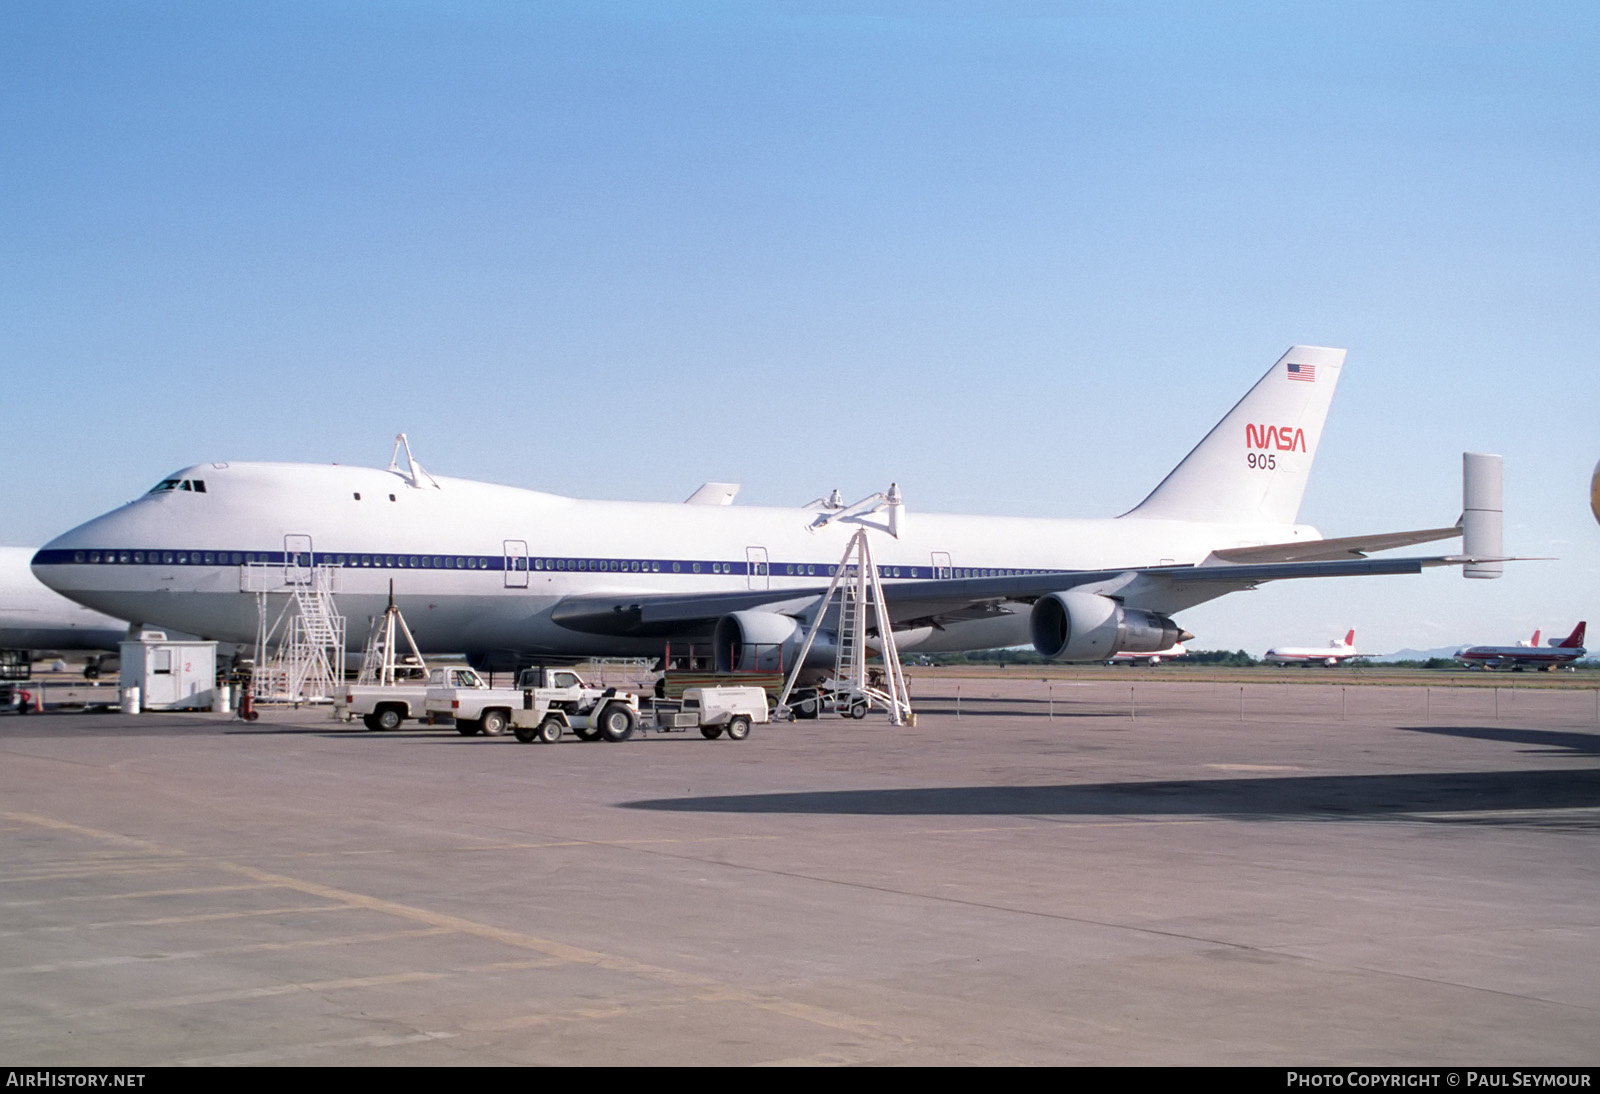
[147,478,207,494]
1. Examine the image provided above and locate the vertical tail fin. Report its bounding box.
[1529,629,1542,647]
[1122,345,1346,524]
[1558,622,1586,649]
[1342,629,1355,648]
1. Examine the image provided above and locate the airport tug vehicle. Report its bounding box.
[513,684,769,744]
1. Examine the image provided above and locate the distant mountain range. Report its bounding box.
[1367,647,1462,663]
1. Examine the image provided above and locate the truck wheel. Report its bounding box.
[480,709,509,736]
[725,715,752,741]
[455,718,482,736]
[700,724,723,739]
[362,713,383,731]
[572,724,600,742]
[537,717,563,744]
[514,724,537,744]
[375,706,404,731]
[794,690,819,720]
[598,703,636,742]
[848,700,868,720]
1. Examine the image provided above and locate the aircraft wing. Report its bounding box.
[549,553,1477,637]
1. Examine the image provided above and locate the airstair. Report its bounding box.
[245,562,346,704]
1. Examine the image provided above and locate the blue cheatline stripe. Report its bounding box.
[29,547,1063,581]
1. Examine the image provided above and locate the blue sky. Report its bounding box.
[3,1,1596,654]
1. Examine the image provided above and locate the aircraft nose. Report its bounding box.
[31,505,142,595]
[34,529,90,594]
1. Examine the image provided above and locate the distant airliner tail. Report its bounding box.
[1122,345,1346,525]
[1558,622,1586,649]
[1342,629,1355,648]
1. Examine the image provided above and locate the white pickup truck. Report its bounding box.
[338,666,470,731]
[425,666,641,740]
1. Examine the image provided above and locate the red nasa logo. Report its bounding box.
[1245,424,1306,452]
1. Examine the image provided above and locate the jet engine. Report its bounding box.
[1028,591,1187,663]
[712,611,832,673]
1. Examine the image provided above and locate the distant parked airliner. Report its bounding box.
[1455,623,1587,671]
[1265,629,1361,667]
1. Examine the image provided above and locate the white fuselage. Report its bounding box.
[0,546,128,652]
[33,461,1321,666]
[1264,644,1359,665]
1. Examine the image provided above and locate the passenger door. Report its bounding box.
[746,547,769,590]
[504,540,529,588]
[284,534,313,583]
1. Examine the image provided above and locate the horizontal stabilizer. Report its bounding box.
[1208,525,1461,564]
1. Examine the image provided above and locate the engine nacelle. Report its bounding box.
[713,611,832,673]
[1029,591,1184,663]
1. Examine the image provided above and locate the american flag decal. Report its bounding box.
[1287,362,1316,382]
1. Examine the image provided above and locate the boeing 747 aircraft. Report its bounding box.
[31,347,1506,673]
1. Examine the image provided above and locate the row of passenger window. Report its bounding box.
[331,555,493,569]
[71,550,498,569]
[535,559,704,573]
[77,550,250,565]
[69,551,1053,579]
[779,564,1041,579]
